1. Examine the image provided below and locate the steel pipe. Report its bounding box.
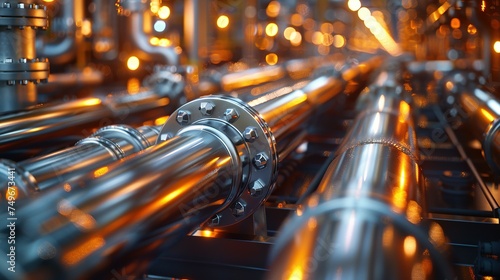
[1,57,382,279]
[267,68,454,279]
[0,89,171,154]
[0,125,160,198]
[458,87,500,174]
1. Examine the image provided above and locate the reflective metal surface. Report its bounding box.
[459,87,500,174]
[0,125,160,197]
[4,128,240,279]
[268,68,453,280]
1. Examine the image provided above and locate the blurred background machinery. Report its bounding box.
[0,0,499,279]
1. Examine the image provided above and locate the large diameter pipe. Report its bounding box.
[5,128,240,280]
[459,87,500,174]
[0,125,160,198]
[267,70,454,279]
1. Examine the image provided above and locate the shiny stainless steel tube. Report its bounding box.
[6,128,240,279]
[0,89,170,153]
[0,125,160,198]
[267,70,453,279]
[459,87,500,174]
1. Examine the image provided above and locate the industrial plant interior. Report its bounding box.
[1,0,500,279]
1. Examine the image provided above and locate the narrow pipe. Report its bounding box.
[459,87,500,174]
[36,0,77,65]
[129,12,179,65]
[0,89,171,153]
[267,69,454,279]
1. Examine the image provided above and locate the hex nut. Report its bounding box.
[223,108,239,123]
[253,152,269,169]
[249,179,265,196]
[199,101,216,116]
[243,127,258,142]
[176,110,191,125]
[232,201,245,217]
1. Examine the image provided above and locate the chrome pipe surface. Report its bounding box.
[3,128,241,280]
[0,89,170,153]
[0,125,160,197]
[459,87,500,174]
[267,69,453,280]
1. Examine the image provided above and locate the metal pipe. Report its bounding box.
[6,128,241,279]
[36,0,78,65]
[0,89,171,154]
[0,125,160,198]
[459,87,500,174]
[267,68,454,279]
[2,57,382,279]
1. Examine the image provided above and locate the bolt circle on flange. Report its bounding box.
[158,95,278,228]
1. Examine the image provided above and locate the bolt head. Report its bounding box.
[176,110,191,125]
[199,101,216,116]
[250,179,265,196]
[253,152,269,169]
[223,108,239,123]
[243,127,258,142]
[208,214,220,226]
[232,201,245,217]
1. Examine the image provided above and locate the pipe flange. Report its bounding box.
[158,95,278,227]
[0,3,47,28]
[0,59,49,83]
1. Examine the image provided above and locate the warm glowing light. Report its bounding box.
[290,31,302,46]
[404,236,417,257]
[158,38,171,47]
[284,27,295,40]
[197,229,217,238]
[333,34,345,48]
[93,166,109,178]
[347,0,361,11]
[406,200,422,224]
[429,223,446,247]
[265,23,279,37]
[266,53,278,65]
[266,1,281,17]
[290,13,303,26]
[82,98,101,106]
[62,236,105,265]
[43,0,54,2]
[382,226,394,247]
[158,6,171,19]
[150,37,159,46]
[63,183,72,192]
[150,0,161,14]
[126,56,140,71]
[154,116,169,126]
[467,24,477,35]
[480,108,495,122]
[482,0,486,11]
[127,78,141,93]
[312,31,323,45]
[494,41,500,53]
[450,18,460,29]
[217,15,229,29]
[81,20,92,37]
[358,7,371,21]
